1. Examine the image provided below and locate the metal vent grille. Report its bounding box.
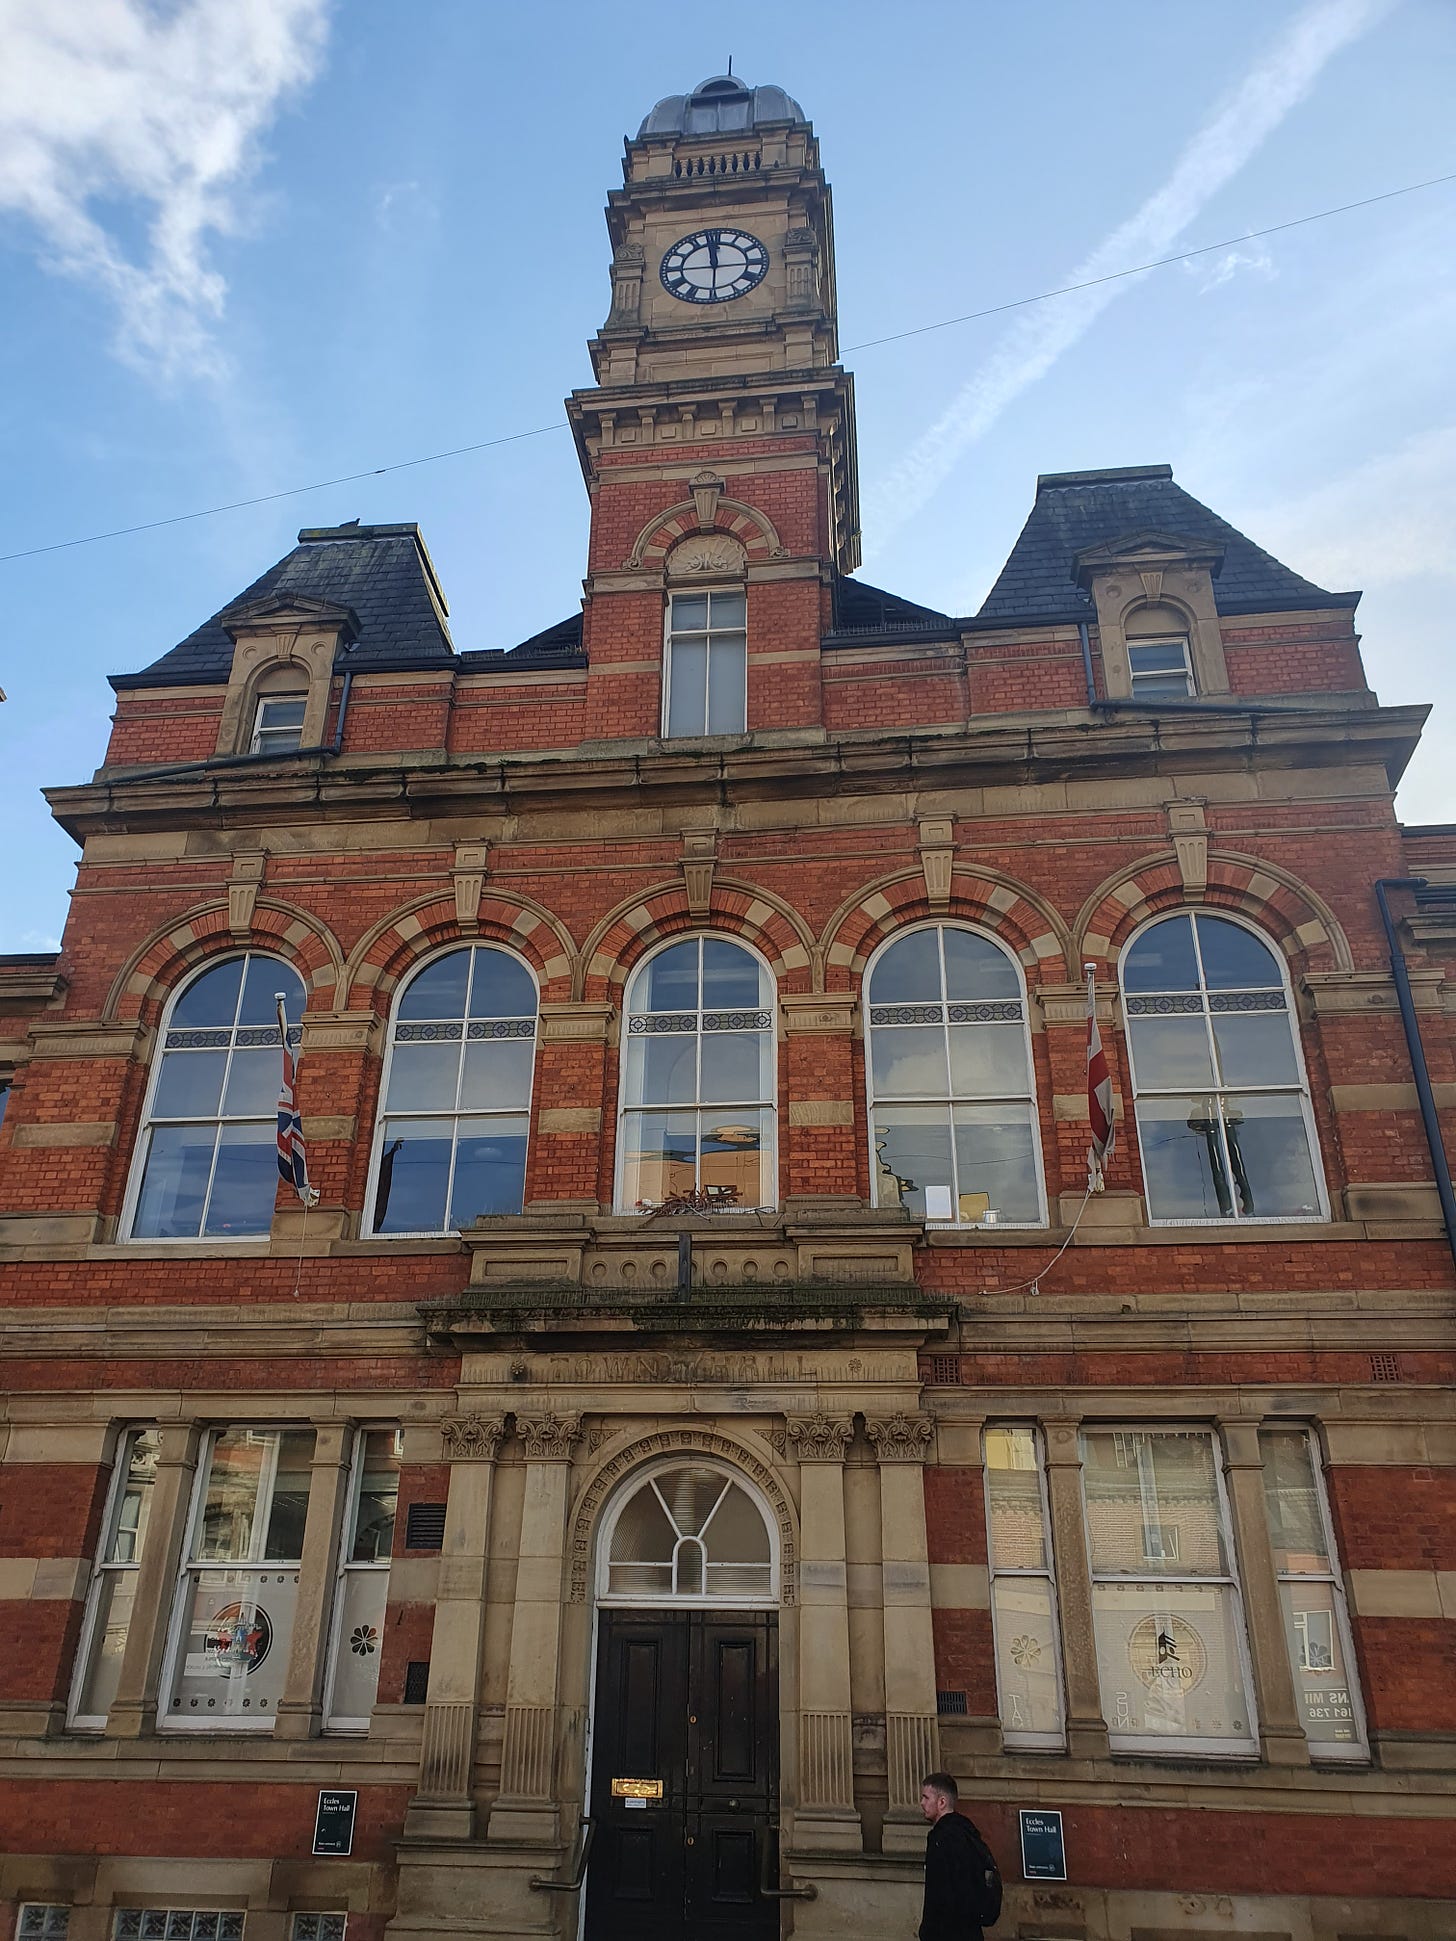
[928,1354,960,1385]
[405,1502,447,1550]
[1370,1353,1401,1382]
[403,1661,431,1705]
[936,1689,968,1716]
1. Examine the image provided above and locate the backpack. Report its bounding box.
[964,1823,1003,1929]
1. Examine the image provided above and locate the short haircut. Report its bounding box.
[922,1771,958,1801]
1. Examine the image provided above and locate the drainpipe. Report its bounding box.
[1077,620,1096,706]
[329,656,356,755]
[1374,877,1456,1274]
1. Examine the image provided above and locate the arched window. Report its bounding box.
[618,937,775,1211]
[1122,911,1324,1223]
[127,954,305,1240]
[368,945,537,1235]
[600,1463,775,1604]
[866,924,1044,1226]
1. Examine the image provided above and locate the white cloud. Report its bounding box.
[0,0,331,381]
[1183,243,1276,293]
[864,0,1390,549]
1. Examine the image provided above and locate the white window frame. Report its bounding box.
[321,1426,400,1733]
[1080,1423,1260,1758]
[1128,635,1195,700]
[67,1426,160,1729]
[595,1457,779,1609]
[156,1425,311,1734]
[250,692,308,755]
[613,933,778,1215]
[983,1424,1066,1750]
[661,587,747,737]
[363,942,539,1238]
[120,952,304,1245]
[863,921,1047,1229]
[1121,909,1328,1227]
[1260,1425,1369,1761]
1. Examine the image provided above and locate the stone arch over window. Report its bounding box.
[365,942,540,1235]
[569,1426,797,1606]
[578,879,813,1002]
[1075,852,1350,978]
[122,951,307,1240]
[105,899,343,1025]
[820,867,1072,990]
[625,484,784,570]
[342,891,577,1014]
[864,922,1047,1227]
[597,1457,779,1606]
[1120,908,1327,1225]
[615,933,777,1213]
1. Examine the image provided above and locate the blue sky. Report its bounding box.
[2,0,1453,950]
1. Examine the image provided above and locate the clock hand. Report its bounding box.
[707,232,719,286]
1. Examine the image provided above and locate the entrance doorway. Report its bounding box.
[585,1607,779,1941]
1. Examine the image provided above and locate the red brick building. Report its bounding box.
[1,71,1454,1941]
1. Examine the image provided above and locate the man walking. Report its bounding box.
[919,1771,1000,1940]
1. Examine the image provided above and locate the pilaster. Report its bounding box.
[866,1413,939,1854]
[106,1422,201,1740]
[487,1412,583,1847]
[1219,1416,1311,1768]
[406,1412,506,1841]
[1041,1417,1110,1759]
[275,1421,353,1740]
[786,1413,861,1852]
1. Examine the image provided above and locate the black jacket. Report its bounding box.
[920,1810,987,1941]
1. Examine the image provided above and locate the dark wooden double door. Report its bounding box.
[585,1609,778,1941]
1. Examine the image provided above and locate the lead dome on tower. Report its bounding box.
[637,74,807,139]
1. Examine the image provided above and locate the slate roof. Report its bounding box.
[825,572,955,642]
[976,465,1353,624]
[458,612,587,672]
[110,522,454,689]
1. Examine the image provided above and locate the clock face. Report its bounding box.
[660,228,769,304]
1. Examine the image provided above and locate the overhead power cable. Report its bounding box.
[2,167,1453,569]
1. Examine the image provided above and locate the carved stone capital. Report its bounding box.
[441,1413,506,1462]
[786,1413,854,1462]
[865,1412,935,1463]
[517,1411,583,1462]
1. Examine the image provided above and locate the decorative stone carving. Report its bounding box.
[441,1413,506,1462]
[918,817,954,911]
[517,1411,583,1461]
[865,1412,935,1462]
[1167,802,1208,897]
[452,841,489,930]
[690,469,724,530]
[681,830,716,916]
[787,1413,854,1462]
[228,853,265,936]
[667,533,745,579]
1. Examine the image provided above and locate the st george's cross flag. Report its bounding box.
[1086,964,1115,1191]
[275,995,315,1205]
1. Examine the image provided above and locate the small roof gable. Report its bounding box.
[111,522,453,690]
[977,466,1350,624]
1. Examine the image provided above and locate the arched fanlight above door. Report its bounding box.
[598,1462,776,1605]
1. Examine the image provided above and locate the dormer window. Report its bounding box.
[1128,637,1195,700]
[251,694,307,755]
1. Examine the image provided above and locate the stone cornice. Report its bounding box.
[45,703,1427,842]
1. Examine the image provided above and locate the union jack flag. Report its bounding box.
[1086,964,1115,1191]
[275,994,313,1203]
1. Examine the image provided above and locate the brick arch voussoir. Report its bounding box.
[1075,851,1349,975]
[105,898,344,1024]
[578,878,813,1002]
[628,496,783,569]
[820,868,1073,990]
[344,896,576,1015]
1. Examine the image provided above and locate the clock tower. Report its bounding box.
[570,75,860,739]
